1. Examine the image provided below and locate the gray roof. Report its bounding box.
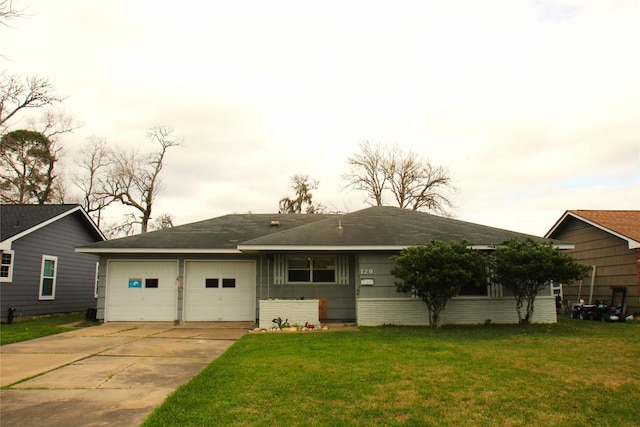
[77,213,335,252]
[240,206,560,249]
[77,206,564,254]
[1,204,104,242]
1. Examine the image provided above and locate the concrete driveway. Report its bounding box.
[0,321,252,426]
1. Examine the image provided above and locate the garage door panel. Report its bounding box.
[185,261,255,321]
[106,261,178,321]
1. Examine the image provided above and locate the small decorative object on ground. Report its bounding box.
[271,317,289,330]
[250,320,328,333]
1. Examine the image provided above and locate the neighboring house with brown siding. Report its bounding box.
[546,210,640,316]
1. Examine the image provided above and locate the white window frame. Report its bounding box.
[39,255,58,300]
[94,262,99,298]
[0,250,15,283]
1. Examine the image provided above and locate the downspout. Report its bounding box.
[259,254,262,300]
[588,265,596,304]
[577,279,583,301]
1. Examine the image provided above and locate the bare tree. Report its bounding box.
[71,136,113,226]
[0,73,63,130]
[106,125,182,233]
[29,109,81,141]
[150,213,175,230]
[101,213,139,239]
[279,174,324,214]
[342,141,387,206]
[0,0,23,28]
[343,141,454,214]
[384,144,454,214]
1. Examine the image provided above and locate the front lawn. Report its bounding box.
[144,317,640,426]
[0,312,97,345]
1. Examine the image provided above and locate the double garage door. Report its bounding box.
[106,260,255,322]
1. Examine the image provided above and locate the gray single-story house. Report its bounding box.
[77,206,569,326]
[1,204,105,321]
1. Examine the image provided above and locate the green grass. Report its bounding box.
[144,317,640,427]
[0,312,98,345]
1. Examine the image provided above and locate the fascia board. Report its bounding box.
[548,211,639,250]
[237,245,408,252]
[469,243,575,250]
[544,210,570,238]
[2,206,105,247]
[75,248,243,254]
[239,243,575,252]
[78,207,107,241]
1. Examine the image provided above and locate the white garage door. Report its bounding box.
[184,261,256,321]
[106,261,178,321]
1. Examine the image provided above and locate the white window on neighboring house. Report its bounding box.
[39,255,58,300]
[1,250,14,282]
[94,262,99,298]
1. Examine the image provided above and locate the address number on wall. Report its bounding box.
[360,268,374,275]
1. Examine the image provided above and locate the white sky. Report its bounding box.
[2,0,638,236]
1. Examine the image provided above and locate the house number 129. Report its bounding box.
[360,268,374,275]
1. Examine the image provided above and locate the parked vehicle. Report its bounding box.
[571,299,632,322]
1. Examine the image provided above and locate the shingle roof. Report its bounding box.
[78,206,561,253]
[567,210,640,243]
[77,213,334,252]
[240,206,558,249]
[1,204,87,241]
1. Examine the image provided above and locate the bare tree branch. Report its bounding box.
[343,141,454,214]
[106,125,183,233]
[0,73,64,129]
[0,0,23,28]
[29,108,82,141]
[71,135,114,226]
[342,141,387,206]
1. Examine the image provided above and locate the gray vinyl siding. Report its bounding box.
[354,252,556,325]
[256,253,356,322]
[1,212,100,318]
[357,252,403,299]
[95,252,357,323]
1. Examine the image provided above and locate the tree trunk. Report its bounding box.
[515,296,527,324]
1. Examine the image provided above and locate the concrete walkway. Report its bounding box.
[0,322,253,426]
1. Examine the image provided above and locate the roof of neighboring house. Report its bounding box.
[78,206,564,254]
[1,204,105,246]
[546,210,640,249]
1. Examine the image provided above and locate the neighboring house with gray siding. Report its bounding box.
[546,210,640,316]
[77,206,569,326]
[1,204,105,321]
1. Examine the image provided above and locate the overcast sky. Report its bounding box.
[2,0,638,236]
